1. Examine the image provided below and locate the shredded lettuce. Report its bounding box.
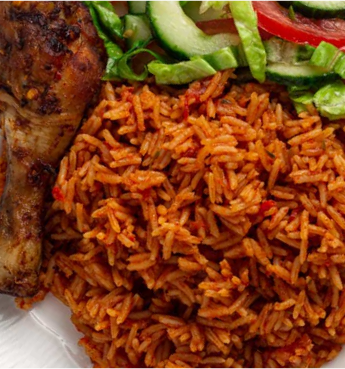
[183,1,228,22]
[191,47,238,70]
[148,59,216,84]
[288,81,345,120]
[229,1,266,83]
[86,1,166,81]
[334,54,345,78]
[91,1,124,39]
[314,81,345,120]
[85,1,123,81]
[200,1,227,13]
[310,41,343,70]
[117,49,167,81]
[288,87,315,114]
[85,0,345,119]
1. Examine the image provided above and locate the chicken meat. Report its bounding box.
[0,1,104,297]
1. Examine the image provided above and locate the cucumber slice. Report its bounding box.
[183,1,226,22]
[294,1,345,19]
[266,63,339,87]
[127,1,199,15]
[281,1,345,19]
[149,44,238,85]
[264,37,314,65]
[128,1,146,14]
[123,14,152,49]
[147,1,240,60]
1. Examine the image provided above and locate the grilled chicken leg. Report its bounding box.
[0,2,104,296]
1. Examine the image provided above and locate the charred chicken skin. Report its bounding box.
[0,1,104,297]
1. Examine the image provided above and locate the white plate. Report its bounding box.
[0,294,91,368]
[1,293,345,368]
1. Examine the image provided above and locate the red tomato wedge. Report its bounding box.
[253,1,345,49]
[196,18,238,35]
[196,18,272,39]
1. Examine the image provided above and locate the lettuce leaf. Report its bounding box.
[229,1,266,83]
[148,59,216,84]
[314,81,345,120]
[200,1,227,13]
[288,87,314,114]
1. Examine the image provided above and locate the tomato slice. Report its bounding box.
[196,18,272,40]
[253,1,345,49]
[196,18,238,35]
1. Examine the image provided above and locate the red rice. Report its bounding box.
[9,71,345,367]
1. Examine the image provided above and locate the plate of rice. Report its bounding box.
[3,0,345,368]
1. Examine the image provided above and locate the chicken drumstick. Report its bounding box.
[0,1,104,296]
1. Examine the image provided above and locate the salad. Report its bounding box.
[85,1,345,120]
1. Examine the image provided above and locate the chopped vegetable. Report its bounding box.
[128,1,146,14]
[85,0,345,121]
[310,41,343,70]
[281,1,345,19]
[85,1,124,81]
[266,63,338,87]
[90,1,123,39]
[117,48,166,81]
[148,59,216,84]
[192,47,238,70]
[288,6,296,21]
[229,1,266,83]
[288,87,314,113]
[149,44,241,85]
[314,81,345,120]
[179,1,188,6]
[147,1,239,60]
[123,14,152,49]
[258,200,277,217]
[183,1,227,22]
[254,1,345,49]
[264,37,314,65]
[334,54,345,78]
[200,0,228,13]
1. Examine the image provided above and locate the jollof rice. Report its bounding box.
[12,70,345,367]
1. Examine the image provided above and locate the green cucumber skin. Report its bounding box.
[147,1,239,60]
[147,1,185,59]
[182,1,225,22]
[124,14,152,49]
[297,1,345,19]
[266,64,339,87]
[264,37,315,65]
[281,1,345,19]
[128,1,146,14]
